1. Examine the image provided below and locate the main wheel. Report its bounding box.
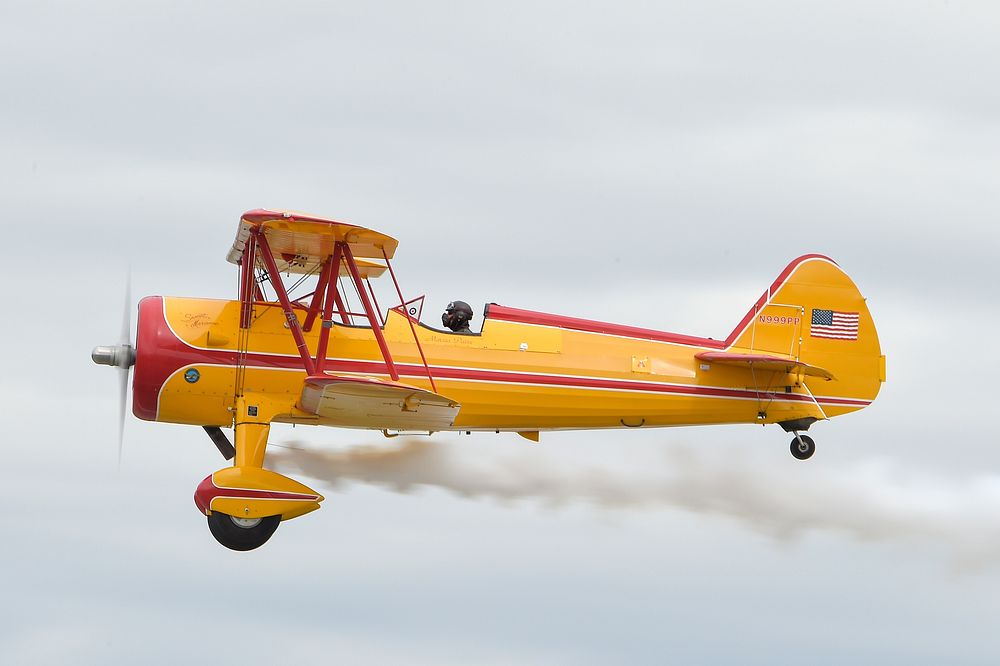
[207,512,281,551]
[790,434,816,460]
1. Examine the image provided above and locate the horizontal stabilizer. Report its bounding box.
[299,374,461,430]
[695,352,835,381]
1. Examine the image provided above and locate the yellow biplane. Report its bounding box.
[93,209,886,550]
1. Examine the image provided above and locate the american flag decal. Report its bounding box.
[811,309,859,340]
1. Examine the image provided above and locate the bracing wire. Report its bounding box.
[337,275,352,325]
[285,262,322,300]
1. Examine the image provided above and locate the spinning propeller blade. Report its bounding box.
[92,270,136,469]
[118,272,131,467]
[118,365,128,468]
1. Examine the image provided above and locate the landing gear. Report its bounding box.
[778,419,818,461]
[207,512,281,551]
[789,434,816,460]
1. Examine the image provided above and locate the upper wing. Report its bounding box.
[694,351,835,381]
[299,374,461,431]
[227,208,399,274]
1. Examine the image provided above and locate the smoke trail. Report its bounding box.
[268,439,1000,564]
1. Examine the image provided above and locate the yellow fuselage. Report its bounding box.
[134,272,878,434]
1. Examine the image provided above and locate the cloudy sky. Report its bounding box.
[3,1,1000,663]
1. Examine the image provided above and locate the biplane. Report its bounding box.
[93,209,886,551]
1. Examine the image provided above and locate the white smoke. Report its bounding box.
[268,438,1000,566]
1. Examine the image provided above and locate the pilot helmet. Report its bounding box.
[442,300,473,330]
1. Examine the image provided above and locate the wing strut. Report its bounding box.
[237,226,437,392]
[313,243,344,372]
[302,252,334,332]
[235,230,259,397]
[382,247,437,393]
[342,242,399,381]
[238,230,258,329]
[255,230,318,376]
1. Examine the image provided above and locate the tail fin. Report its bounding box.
[726,254,885,416]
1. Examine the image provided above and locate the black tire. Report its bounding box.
[207,512,281,551]
[790,434,816,460]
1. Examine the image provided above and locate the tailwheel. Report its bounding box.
[207,512,281,551]
[790,434,816,460]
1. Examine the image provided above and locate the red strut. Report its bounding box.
[341,242,398,381]
[254,230,317,376]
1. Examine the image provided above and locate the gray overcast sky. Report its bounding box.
[3,1,1000,664]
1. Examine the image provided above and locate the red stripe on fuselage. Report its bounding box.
[487,254,836,348]
[485,304,728,348]
[167,341,870,410]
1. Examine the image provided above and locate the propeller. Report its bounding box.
[92,272,135,468]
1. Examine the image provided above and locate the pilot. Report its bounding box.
[442,300,474,334]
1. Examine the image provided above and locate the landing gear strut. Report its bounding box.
[207,512,281,551]
[789,433,816,460]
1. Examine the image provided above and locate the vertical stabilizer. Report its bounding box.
[726,255,885,417]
